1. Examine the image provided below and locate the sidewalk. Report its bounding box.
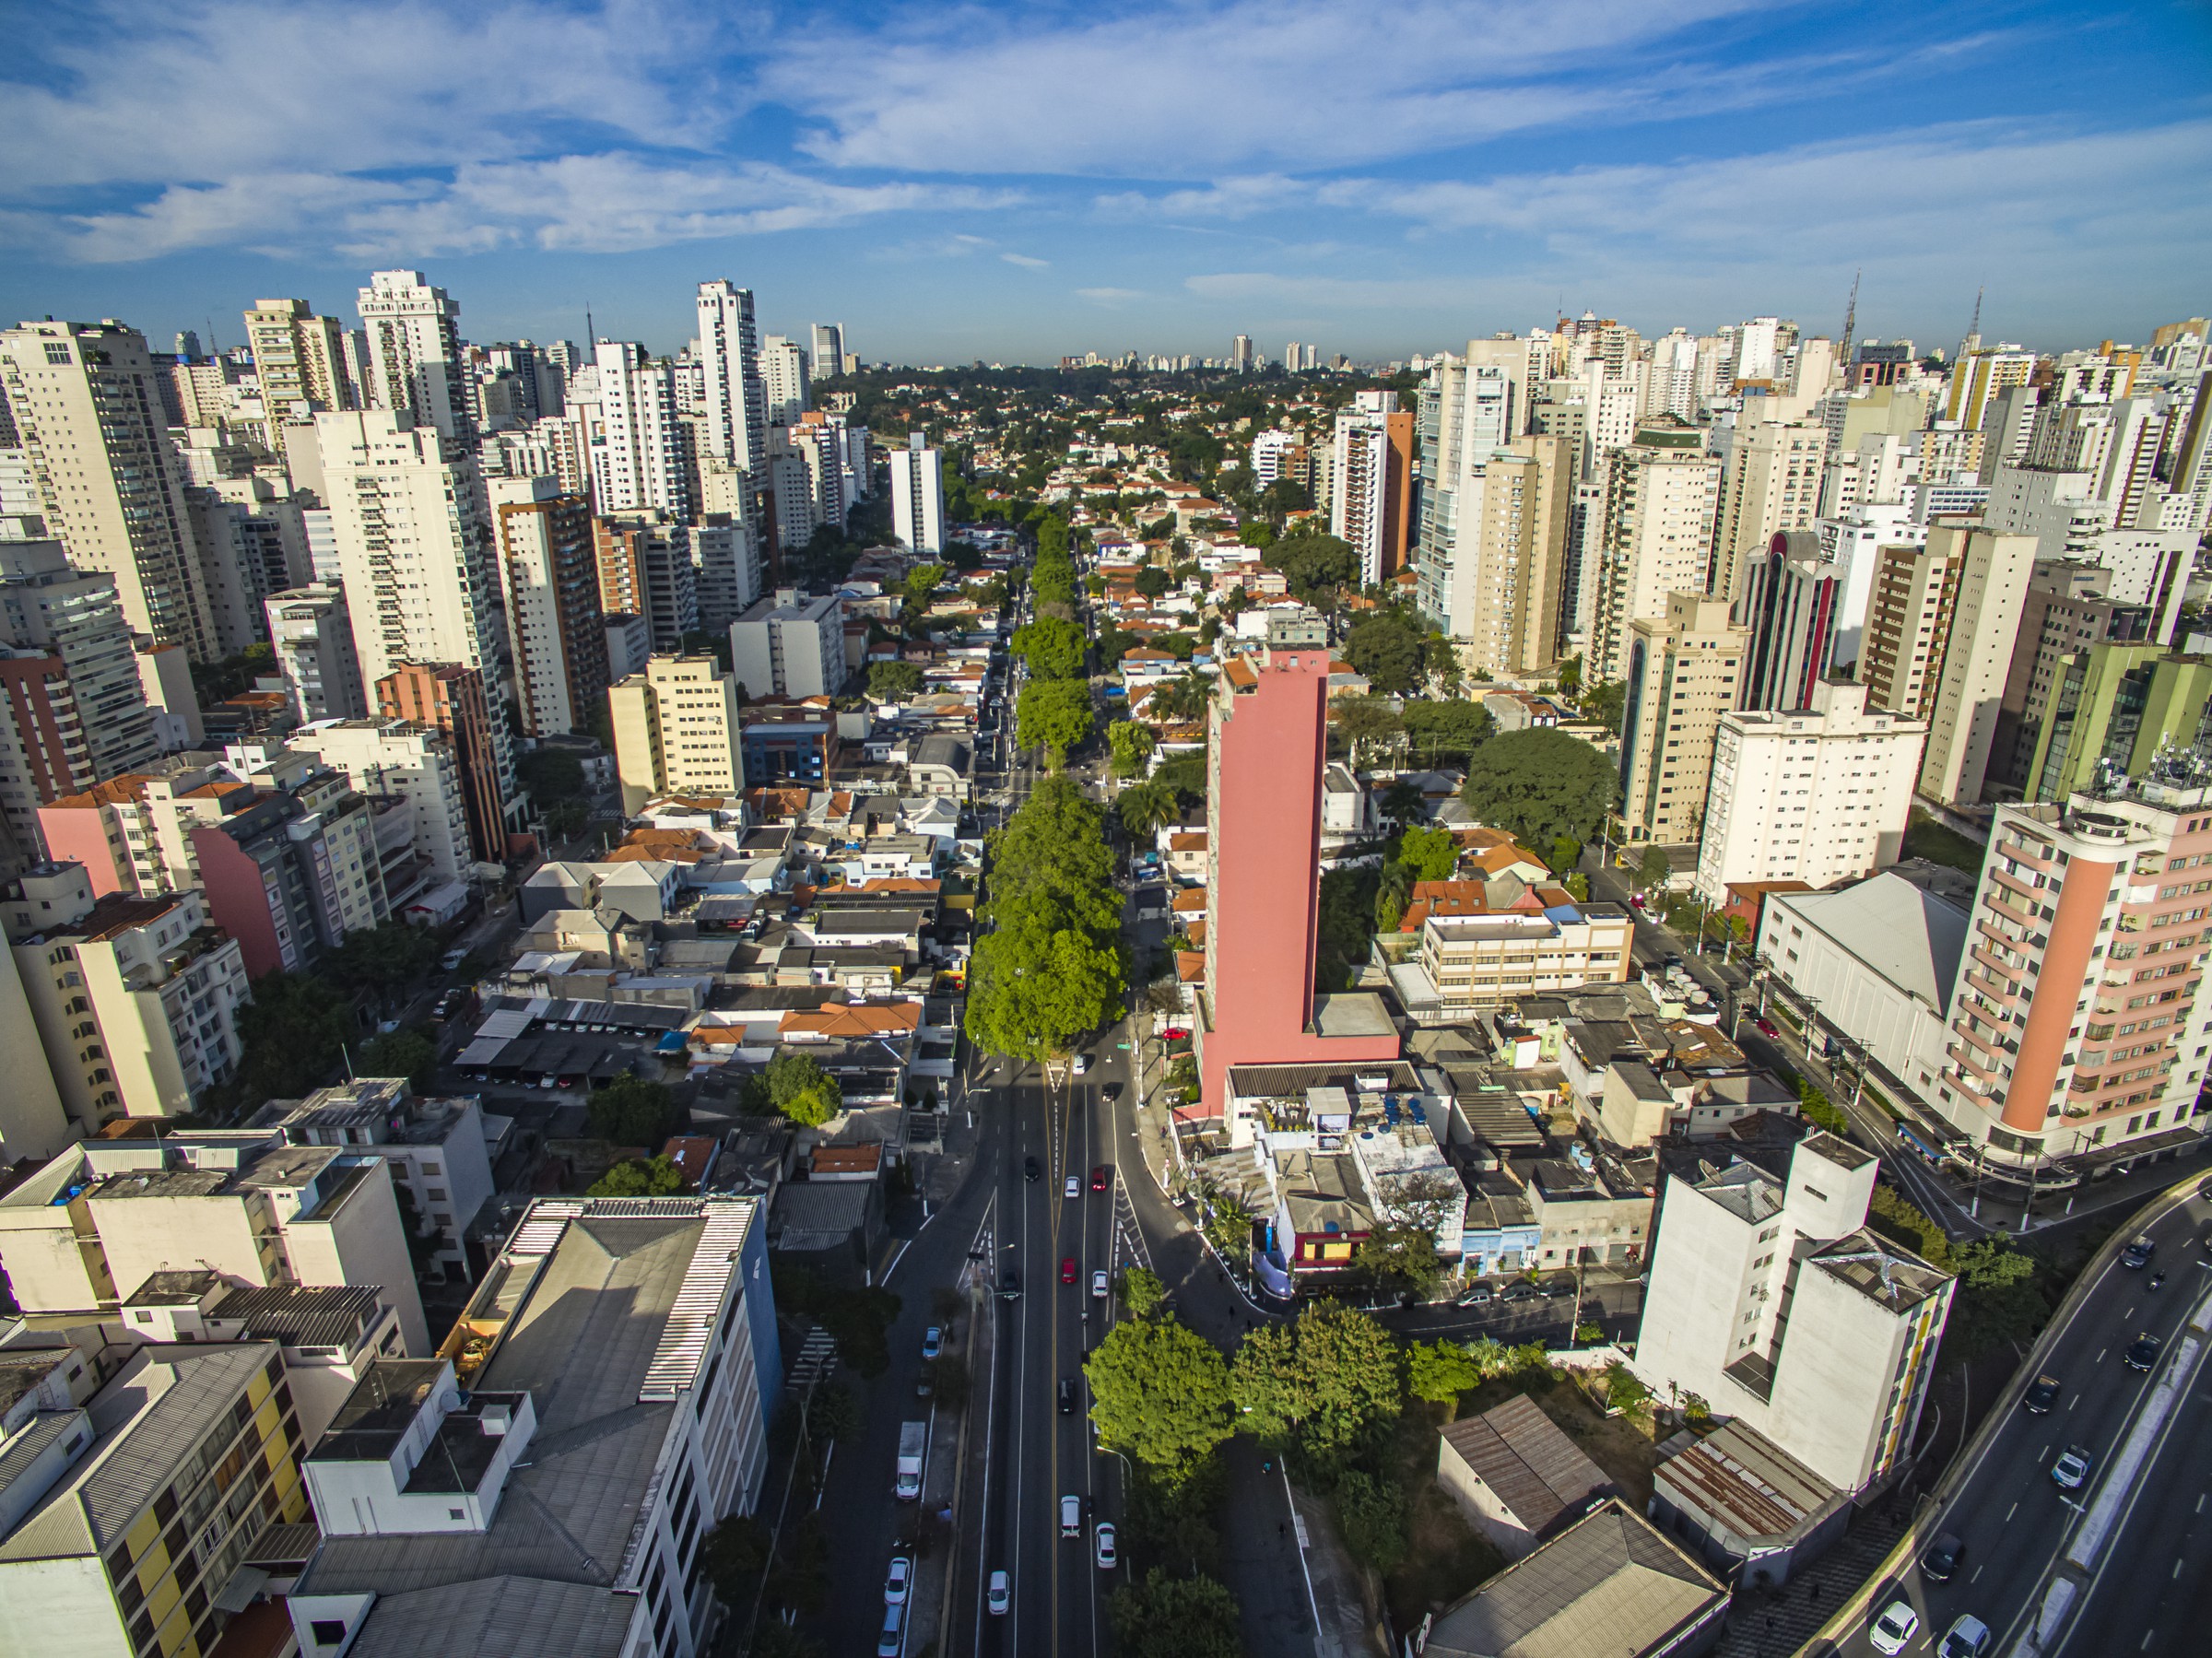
[901,1261,992,1658]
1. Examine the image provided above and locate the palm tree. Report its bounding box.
[1118,780,1178,840]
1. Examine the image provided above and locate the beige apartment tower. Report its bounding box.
[1710,420,1828,601]
[1859,541,1965,721]
[609,653,746,814]
[241,298,355,413]
[1618,594,1749,845]
[1589,419,1723,682]
[1914,523,2037,807]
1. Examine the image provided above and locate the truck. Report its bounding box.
[895,1420,926,1499]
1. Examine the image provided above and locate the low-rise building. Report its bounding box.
[1436,1393,1615,1560]
[1392,884,1633,1019]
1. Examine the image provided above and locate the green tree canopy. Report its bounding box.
[1399,696,1496,764]
[1330,693,1402,766]
[1407,1340,1483,1405]
[1014,616,1088,681]
[589,1153,688,1197]
[1341,607,1429,695]
[1107,719,1157,778]
[1118,779,1180,841]
[1637,845,1673,889]
[356,1029,438,1092]
[1265,530,1359,601]
[1581,678,1626,735]
[867,660,924,701]
[587,1073,677,1147]
[1118,1265,1168,1317]
[324,922,441,1009]
[1460,728,1620,848]
[1109,1570,1244,1658]
[766,1050,844,1127]
[1396,824,1460,884]
[1134,565,1171,598]
[1084,1315,1236,1470]
[232,970,352,1100]
[1017,677,1097,766]
[1230,1300,1403,1460]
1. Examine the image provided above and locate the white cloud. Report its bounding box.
[999,251,1050,269]
[1077,287,1147,305]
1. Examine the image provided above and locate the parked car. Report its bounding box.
[1094,1522,1117,1570]
[1919,1533,1965,1582]
[1869,1600,1919,1656]
[1544,1276,1577,1298]
[1456,1283,1495,1307]
[2051,1445,2092,1489]
[884,1557,912,1605]
[877,1605,903,1656]
[1753,1015,1781,1038]
[1159,1026,1190,1041]
[987,1570,1009,1616]
[1501,1279,1541,1303]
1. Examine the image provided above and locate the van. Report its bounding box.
[1061,1495,1081,1536]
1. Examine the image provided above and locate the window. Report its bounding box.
[311,1621,348,1646]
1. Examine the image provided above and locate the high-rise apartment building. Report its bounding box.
[0,938,69,1159]
[488,477,605,738]
[594,514,699,653]
[0,320,217,655]
[0,530,162,861]
[1934,782,2212,1172]
[1589,420,1723,683]
[356,269,468,440]
[241,298,356,413]
[2023,649,2212,805]
[1231,334,1254,372]
[760,334,810,425]
[1420,437,1570,679]
[1710,421,1827,601]
[1943,346,2038,431]
[265,582,367,722]
[1914,523,2038,806]
[583,340,692,517]
[375,664,509,866]
[1330,391,1415,586]
[1695,679,1925,901]
[292,718,474,884]
[1734,530,1842,713]
[608,653,745,814]
[1,864,245,1130]
[1987,563,2169,796]
[1859,540,1962,721]
[1635,1135,1952,1491]
[889,433,947,554]
[729,589,844,700]
[692,512,761,637]
[1618,594,1749,846]
[810,323,844,379]
[697,279,769,474]
[1197,649,1401,1114]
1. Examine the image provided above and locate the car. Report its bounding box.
[2201,1226,2212,1257]
[1159,1026,1190,1041]
[1065,1174,1081,1198]
[2051,1444,2092,1489]
[1939,1615,1993,1658]
[2124,1332,2163,1371]
[1753,1015,1780,1037]
[1000,1266,1019,1299]
[1061,1495,1081,1536]
[556,1075,578,1089]
[1662,952,1684,969]
[1059,1378,1075,1414]
[884,1557,912,1605]
[1919,1532,1966,1582]
[986,1570,1009,1616]
[1869,1599,1920,1656]
[1501,1279,1541,1303]
[1073,1053,1090,1075]
[2120,1233,2157,1268]
[1101,1083,1122,1102]
[922,1326,942,1361]
[1024,1156,1041,1182]
[2023,1372,2062,1413]
[1544,1276,1577,1298]
[441,948,466,970]
[877,1604,904,1656]
[1094,1521,1117,1569]
[1457,1283,1495,1307]
[1092,1269,1110,1299]
[1092,1165,1111,1192]
[1062,1257,1077,1285]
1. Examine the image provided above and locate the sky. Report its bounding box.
[1,1,2208,365]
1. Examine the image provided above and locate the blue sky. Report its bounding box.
[2,1,2207,364]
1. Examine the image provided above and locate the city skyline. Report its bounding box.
[2,1,2207,360]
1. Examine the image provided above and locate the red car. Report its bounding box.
[1061,1257,1077,1284]
[1159,1026,1190,1041]
[1091,1166,1110,1193]
[1753,1015,1780,1038]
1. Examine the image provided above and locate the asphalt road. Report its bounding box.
[1813,1183,2212,1658]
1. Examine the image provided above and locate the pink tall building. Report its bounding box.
[1197,649,1400,1116]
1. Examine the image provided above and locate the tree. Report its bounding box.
[767,1051,844,1127]
[1314,864,1380,992]
[1265,530,1359,601]
[867,660,924,701]
[1331,694,1403,768]
[587,1073,676,1147]
[324,922,441,1011]
[1355,1223,1442,1298]
[1341,608,1427,695]
[1637,845,1673,890]
[1230,1300,1403,1461]
[1460,728,1620,848]
[1108,719,1157,778]
[965,920,1127,1062]
[1109,1570,1244,1658]
[231,970,354,1099]
[589,1153,687,1196]
[1017,677,1096,766]
[1396,824,1459,884]
[1118,779,1179,840]
[1084,1315,1236,1470]
[1581,678,1626,735]
[1399,697,1496,765]
[1134,565,1171,598]
[1118,1265,1168,1317]
[516,747,586,805]
[1408,1340,1483,1405]
[699,1515,771,1617]
[356,1029,437,1091]
[1332,1469,1407,1573]
[1379,778,1425,826]
[1014,616,1088,681]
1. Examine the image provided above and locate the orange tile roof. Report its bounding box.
[1220,659,1258,689]
[1171,888,1207,912]
[1176,950,1206,983]
[660,1135,716,1188]
[1185,919,1207,948]
[811,1144,883,1176]
[45,774,156,809]
[1167,831,1207,853]
[862,877,942,893]
[603,843,704,864]
[778,1002,924,1039]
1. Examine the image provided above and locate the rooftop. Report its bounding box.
[1440,1394,1612,1533]
[1766,872,1968,1016]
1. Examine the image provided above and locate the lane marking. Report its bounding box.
[2006,1501,2018,1523]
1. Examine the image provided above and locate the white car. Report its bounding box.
[1061,1494,1081,1535]
[1091,1269,1110,1299]
[987,1570,1009,1616]
[1869,1600,1919,1656]
[884,1556,912,1606]
[1072,1053,1090,1075]
[1938,1615,1992,1658]
[1065,1174,1081,1198]
[1094,1521,1117,1570]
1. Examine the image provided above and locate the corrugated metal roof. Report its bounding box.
[1439,1394,1610,1532]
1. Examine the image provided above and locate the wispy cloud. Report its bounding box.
[999,252,1050,269]
[1077,287,1147,305]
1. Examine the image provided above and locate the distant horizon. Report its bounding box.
[5,2,2207,363]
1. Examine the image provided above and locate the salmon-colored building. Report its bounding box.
[1195,649,1400,1118]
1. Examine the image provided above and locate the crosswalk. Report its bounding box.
[786,1325,838,1391]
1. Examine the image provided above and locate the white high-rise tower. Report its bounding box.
[356,270,469,440]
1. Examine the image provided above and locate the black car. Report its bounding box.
[1000,1267,1020,1299]
[1024,1156,1041,1182]
[1920,1532,1966,1582]
[2120,1233,2156,1269]
[2124,1332,2162,1372]
[2022,1373,2062,1413]
[1501,1280,1541,1303]
[1544,1276,1578,1299]
[1058,1378,1075,1415]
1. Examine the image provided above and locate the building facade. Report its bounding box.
[1618,594,1749,846]
[489,477,606,739]
[265,583,367,723]
[609,654,746,815]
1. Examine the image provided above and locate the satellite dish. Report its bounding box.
[439,1390,464,1413]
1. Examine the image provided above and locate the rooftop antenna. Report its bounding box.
[584,300,594,347]
[1962,286,1984,358]
[1839,268,1860,369]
